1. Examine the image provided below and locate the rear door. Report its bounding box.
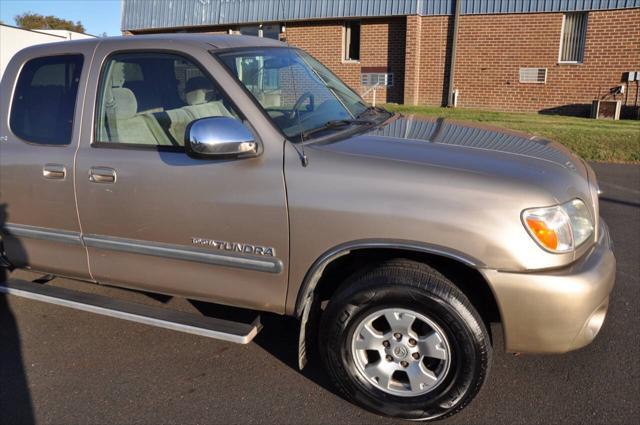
[0,44,93,279]
[74,41,289,312]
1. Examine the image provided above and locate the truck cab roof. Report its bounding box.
[19,33,287,54]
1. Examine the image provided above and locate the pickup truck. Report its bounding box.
[0,34,616,421]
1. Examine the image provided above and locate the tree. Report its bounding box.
[14,12,85,33]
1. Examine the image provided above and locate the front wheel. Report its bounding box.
[319,259,492,421]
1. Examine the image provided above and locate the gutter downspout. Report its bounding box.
[447,0,461,107]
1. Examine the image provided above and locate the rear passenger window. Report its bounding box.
[10,55,84,145]
[95,53,239,147]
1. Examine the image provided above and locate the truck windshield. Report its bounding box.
[216,47,371,141]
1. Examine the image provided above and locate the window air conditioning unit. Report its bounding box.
[591,100,622,120]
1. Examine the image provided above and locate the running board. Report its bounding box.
[0,279,261,344]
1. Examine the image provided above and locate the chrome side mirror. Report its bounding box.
[186,117,259,159]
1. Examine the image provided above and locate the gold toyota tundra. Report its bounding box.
[0,35,615,421]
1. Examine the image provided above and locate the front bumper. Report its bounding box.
[482,219,616,354]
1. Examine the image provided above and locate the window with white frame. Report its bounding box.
[361,73,393,87]
[559,13,588,63]
[343,21,361,61]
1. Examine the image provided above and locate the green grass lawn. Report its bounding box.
[382,104,640,163]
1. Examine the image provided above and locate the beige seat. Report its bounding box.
[183,76,233,120]
[105,87,172,145]
[151,76,234,145]
[152,108,192,146]
[103,62,172,145]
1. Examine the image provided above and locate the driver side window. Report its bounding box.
[95,52,239,147]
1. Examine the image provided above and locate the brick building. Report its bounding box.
[121,0,640,117]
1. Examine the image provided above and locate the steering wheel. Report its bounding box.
[287,92,315,120]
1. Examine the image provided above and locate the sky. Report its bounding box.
[0,0,122,36]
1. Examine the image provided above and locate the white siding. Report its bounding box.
[0,25,95,81]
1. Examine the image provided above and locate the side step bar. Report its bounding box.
[0,279,261,344]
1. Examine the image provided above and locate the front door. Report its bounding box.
[74,45,289,312]
[0,45,93,279]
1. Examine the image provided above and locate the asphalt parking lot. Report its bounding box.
[1,162,638,425]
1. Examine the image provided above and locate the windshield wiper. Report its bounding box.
[357,105,389,119]
[302,119,374,139]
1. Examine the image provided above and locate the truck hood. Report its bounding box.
[309,114,593,207]
[348,114,587,175]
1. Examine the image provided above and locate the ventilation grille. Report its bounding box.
[519,68,547,84]
[361,73,393,87]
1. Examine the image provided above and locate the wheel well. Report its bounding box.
[313,248,501,326]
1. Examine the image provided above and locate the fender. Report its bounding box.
[294,239,483,317]
[295,239,483,369]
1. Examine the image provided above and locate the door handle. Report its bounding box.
[89,167,117,184]
[43,164,66,180]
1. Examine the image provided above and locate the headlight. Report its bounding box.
[522,199,594,253]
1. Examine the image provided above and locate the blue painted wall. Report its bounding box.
[122,0,640,31]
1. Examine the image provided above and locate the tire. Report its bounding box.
[319,259,492,421]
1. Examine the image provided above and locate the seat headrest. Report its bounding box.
[110,63,127,88]
[110,62,142,88]
[108,87,137,120]
[185,76,215,105]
